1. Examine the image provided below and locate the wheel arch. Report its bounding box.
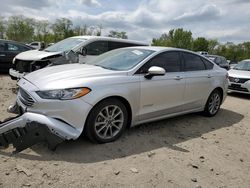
[84,95,133,131]
[213,87,224,103]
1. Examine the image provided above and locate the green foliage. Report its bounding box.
[207,39,219,54]
[152,28,193,50]
[108,30,128,39]
[192,37,209,52]
[51,18,74,41]
[1,14,250,62]
[0,16,5,39]
[6,16,34,42]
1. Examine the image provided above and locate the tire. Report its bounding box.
[85,98,128,143]
[203,89,222,117]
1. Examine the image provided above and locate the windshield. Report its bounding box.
[44,38,86,52]
[233,61,250,71]
[86,48,154,71]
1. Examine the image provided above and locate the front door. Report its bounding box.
[138,51,186,121]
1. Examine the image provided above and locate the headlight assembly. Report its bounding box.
[36,88,91,100]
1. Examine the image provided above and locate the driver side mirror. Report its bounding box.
[144,66,166,79]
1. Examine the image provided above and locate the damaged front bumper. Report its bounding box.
[0,112,81,153]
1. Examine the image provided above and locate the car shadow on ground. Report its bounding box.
[0,108,244,163]
[228,92,250,99]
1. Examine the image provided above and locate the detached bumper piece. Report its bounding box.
[0,121,64,154]
[0,112,81,154]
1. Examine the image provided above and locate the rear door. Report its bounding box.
[182,52,214,110]
[138,51,186,120]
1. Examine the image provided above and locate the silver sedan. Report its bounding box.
[0,47,228,151]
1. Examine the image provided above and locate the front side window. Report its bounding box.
[139,51,181,73]
[85,41,108,55]
[183,52,206,71]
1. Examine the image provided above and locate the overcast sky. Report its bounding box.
[1,0,250,43]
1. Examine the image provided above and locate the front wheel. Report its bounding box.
[203,89,222,117]
[85,99,128,143]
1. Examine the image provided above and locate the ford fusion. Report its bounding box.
[228,60,250,94]
[0,47,228,152]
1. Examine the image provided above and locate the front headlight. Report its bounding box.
[36,88,91,100]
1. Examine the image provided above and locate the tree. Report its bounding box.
[0,16,5,39]
[152,28,193,50]
[152,33,172,46]
[51,18,73,42]
[34,20,50,43]
[208,39,219,54]
[108,30,128,39]
[192,37,209,52]
[6,16,35,42]
[170,28,193,49]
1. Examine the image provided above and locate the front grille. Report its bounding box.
[229,76,250,84]
[18,88,35,106]
[15,59,33,73]
[228,84,249,92]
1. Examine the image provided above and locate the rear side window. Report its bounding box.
[183,52,206,71]
[7,43,19,51]
[202,58,214,70]
[139,51,181,73]
[85,41,108,55]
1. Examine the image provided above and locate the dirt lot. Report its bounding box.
[0,75,249,188]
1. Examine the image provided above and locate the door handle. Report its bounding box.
[0,54,6,57]
[207,74,212,78]
[174,76,183,80]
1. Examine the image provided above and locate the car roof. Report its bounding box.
[70,35,148,45]
[206,55,224,58]
[124,46,202,54]
[0,39,31,46]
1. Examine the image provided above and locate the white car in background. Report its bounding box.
[228,60,250,94]
[0,47,228,152]
[10,36,148,79]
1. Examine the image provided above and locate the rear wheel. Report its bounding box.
[203,89,222,117]
[85,98,128,143]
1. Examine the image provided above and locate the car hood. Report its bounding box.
[23,64,126,90]
[228,69,250,78]
[15,50,62,61]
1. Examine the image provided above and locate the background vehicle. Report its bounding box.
[228,59,250,94]
[3,47,228,152]
[197,51,208,55]
[0,39,33,73]
[27,41,45,50]
[9,36,148,79]
[205,55,230,70]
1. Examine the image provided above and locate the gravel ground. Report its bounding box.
[0,75,249,188]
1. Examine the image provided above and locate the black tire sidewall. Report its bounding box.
[85,98,128,143]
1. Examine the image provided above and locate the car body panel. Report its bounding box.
[1,47,228,152]
[228,67,250,94]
